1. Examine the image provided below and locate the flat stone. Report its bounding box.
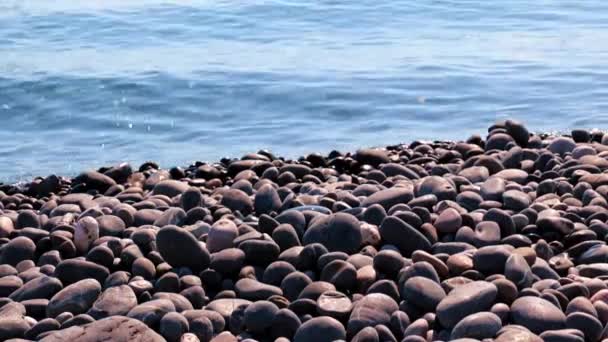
[47,279,101,318]
[54,259,109,285]
[361,187,415,211]
[235,278,283,301]
[436,281,498,328]
[511,296,567,334]
[39,316,165,342]
[88,285,138,319]
[451,311,502,340]
[152,180,189,198]
[9,275,63,301]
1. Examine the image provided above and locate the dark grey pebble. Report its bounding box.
[474,221,501,247]
[361,187,414,211]
[152,292,194,312]
[46,279,101,318]
[238,238,280,266]
[303,213,362,254]
[127,299,176,328]
[160,312,189,342]
[254,184,281,215]
[379,216,431,256]
[351,326,380,342]
[154,207,187,227]
[190,316,213,342]
[25,318,61,340]
[293,316,346,342]
[243,300,279,334]
[156,225,210,271]
[9,275,63,301]
[87,285,137,319]
[354,148,390,167]
[0,236,36,266]
[96,215,126,237]
[548,137,576,156]
[54,259,109,285]
[234,278,282,301]
[417,176,457,201]
[505,254,534,289]
[436,281,498,328]
[39,316,165,342]
[510,296,566,334]
[434,208,462,234]
[220,189,253,215]
[0,275,23,297]
[317,290,353,319]
[321,259,357,290]
[210,248,245,276]
[450,311,502,340]
[270,308,301,340]
[539,329,585,342]
[181,187,203,212]
[402,276,446,312]
[272,223,301,251]
[281,271,312,301]
[473,245,514,275]
[565,312,603,342]
[348,293,399,337]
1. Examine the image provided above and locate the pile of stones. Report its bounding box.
[2,120,608,341]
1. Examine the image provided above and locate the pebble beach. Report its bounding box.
[4,119,608,341]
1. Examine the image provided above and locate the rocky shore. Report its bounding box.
[2,120,608,341]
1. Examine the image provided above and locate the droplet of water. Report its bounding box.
[2,104,10,110]
[128,123,133,129]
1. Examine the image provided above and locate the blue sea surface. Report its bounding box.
[1,0,608,182]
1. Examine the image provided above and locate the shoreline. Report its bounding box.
[0,128,590,192]
[2,119,608,341]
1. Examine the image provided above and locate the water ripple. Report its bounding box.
[1,0,608,182]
